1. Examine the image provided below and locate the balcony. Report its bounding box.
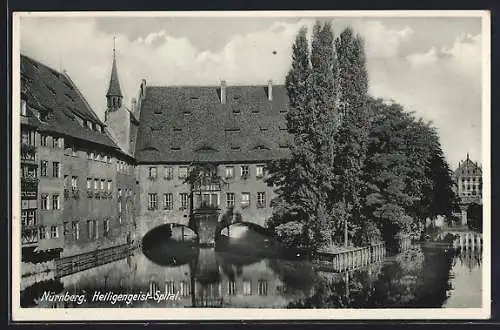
[195,201,220,211]
[94,190,101,199]
[21,176,38,199]
[21,224,38,247]
[87,189,94,198]
[64,188,71,200]
[21,143,36,164]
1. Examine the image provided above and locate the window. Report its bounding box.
[21,99,27,116]
[164,193,173,210]
[71,144,77,157]
[243,280,252,295]
[226,193,235,208]
[90,152,94,160]
[53,137,60,148]
[40,160,48,177]
[87,178,92,189]
[257,192,266,208]
[241,166,249,179]
[52,194,60,210]
[72,221,80,240]
[180,281,190,297]
[94,220,99,238]
[148,193,158,210]
[165,281,175,295]
[94,179,99,190]
[241,193,250,208]
[52,162,60,178]
[164,167,173,180]
[118,200,122,213]
[71,176,78,189]
[50,225,59,239]
[87,220,94,239]
[100,179,105,190]
[258,280,268,296]
[108,156,112,164]
[118,189,122,197]
[27,210,36,226]
[180,193,189,210]
[178,166,188,179]
[39,226,47,240]
[107,180,112,191]
[41,194,49,210]
[40,134,48,147]
[103,155,108,163]
[63,175,69,188]
[104,219,110,237]
[256,165,265,178]
[63,222,70,236]
[225,166,234,179]
[149,167,157,179]
[228,281,236,295]
[21,211,27,226]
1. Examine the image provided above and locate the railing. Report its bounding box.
[54,243,136,278]
[21,227,38,246]
[21,143,36,163]
[194,298,223,308]
[195,202,220,211]
[21,177,38,199]
[313,243,386,273]
[451,232,483,250]
[87,189,94,198]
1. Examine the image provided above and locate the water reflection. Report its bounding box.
[21,239,482,308]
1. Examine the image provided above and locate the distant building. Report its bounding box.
[20,54,136,261]
[452,153,482,225]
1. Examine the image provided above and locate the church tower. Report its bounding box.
[106,37,123,113]
[105,38,134,155]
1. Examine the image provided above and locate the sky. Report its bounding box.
[19,14,485,168]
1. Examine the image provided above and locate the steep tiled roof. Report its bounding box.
[106,54,122,98]
[20,54,120,150]
[454,154,482,177]
[135,85,293,163]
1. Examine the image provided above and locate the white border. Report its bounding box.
[11,10,491,321]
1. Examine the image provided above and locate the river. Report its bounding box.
[20,230,482,309]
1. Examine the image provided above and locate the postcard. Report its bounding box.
[11,10,490,321]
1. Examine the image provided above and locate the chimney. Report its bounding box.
[220,80,226,104]
[267,79,273,101]
[131,98,137,112]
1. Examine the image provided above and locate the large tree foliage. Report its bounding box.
[267,22,339,249]
[267,21,457,251]
[331,27,371,246]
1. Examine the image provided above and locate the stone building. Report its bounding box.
[452,153,482,225]
[20,54,136,261]
[121,77,292,239]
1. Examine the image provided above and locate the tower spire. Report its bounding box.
[106,36,123,111]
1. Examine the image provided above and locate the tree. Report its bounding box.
[267,22,339,250]
[332,28,370,246]
[467,203,482,232]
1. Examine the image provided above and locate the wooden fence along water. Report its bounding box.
[451,231,483,250]
[54,243,136,278]
[313,243,386,273]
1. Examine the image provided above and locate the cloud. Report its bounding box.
[20,17,482,167]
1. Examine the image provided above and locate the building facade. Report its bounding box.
[121,78,292,238]
[452,153,483,225]
[20,54,136,261]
